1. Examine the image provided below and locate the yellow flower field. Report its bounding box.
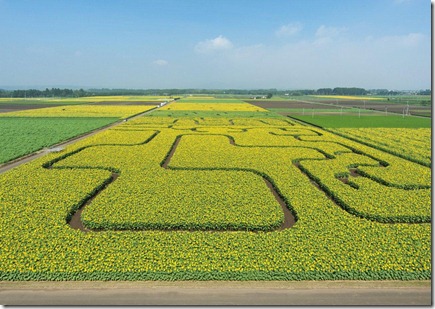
[0,109,430,280]
[160,102,267,112]
[1,104,156,118]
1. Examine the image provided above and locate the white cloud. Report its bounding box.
[152,59,169,66]
[315,25,346,38]
[194,35,233,53]
[275,23,303,37]
[379,32,426,47]
[313,25,347,45]
[185,30,430,90]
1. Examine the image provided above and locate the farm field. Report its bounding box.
[0,98,430,281]
[331,128,431,167]
[289,114,431,128]
[0,117,117,164]
[307,95,431,117]
[0,104,158,165]
[1,104,156,118]
[246,96,431,118]
[0,96,170,105]
[0,96,169,113]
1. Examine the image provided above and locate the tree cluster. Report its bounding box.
[315,87,368,95]
[0,88,87,98]
[0,87,430,98]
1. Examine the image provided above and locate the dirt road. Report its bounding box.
[0,105,162,175]
[0,281,430,305]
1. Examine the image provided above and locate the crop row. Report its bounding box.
[160,99,268,112]
[331,128,431,167]
[0,117,430,280]
[44,129,284,231]
[0,117,118,164]
[82,169,284,231]
[1,105,156,118]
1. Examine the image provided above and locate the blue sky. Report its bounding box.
[0,0,431,90]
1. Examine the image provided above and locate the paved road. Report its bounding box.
[0,281,431,305]
[0,104,163,175]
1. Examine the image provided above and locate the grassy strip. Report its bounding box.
[0,270,429,281]
[290,115,431,128]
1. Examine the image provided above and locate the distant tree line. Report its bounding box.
[315,87,368,95]
[416,89,431,95]
[0,87,430,98]
[0,88,87,98]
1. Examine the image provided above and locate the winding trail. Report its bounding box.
[69,173,119,231]
[59,133,296,232]
[161,135,296,231]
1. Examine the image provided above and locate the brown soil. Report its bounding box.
[162,135,295,231]
[245,99,431,116]
[0,101,163,113]
[64,134,296,233]
[349,168,360,177]
[292,161,340,203]
[69,173,119,231]
[263,178,295,229]
[161,136,181,168]
[0,103,66,113]
[1,280,430,306]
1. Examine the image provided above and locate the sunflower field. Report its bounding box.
[0,99,431,281]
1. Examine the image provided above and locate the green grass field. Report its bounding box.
[290,115,431,128]
[268,108,377,114]
[0,117,118,164]
[305,95,431,106]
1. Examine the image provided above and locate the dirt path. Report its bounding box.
[162,135,296,231]
[0,104,165,175]
[0,280,430,305]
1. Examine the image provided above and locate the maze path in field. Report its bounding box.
[42,120,431,232]
[167,127,430,224]
[42,129,160,232]
[43,128,294,232]
[161,135,296,231]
